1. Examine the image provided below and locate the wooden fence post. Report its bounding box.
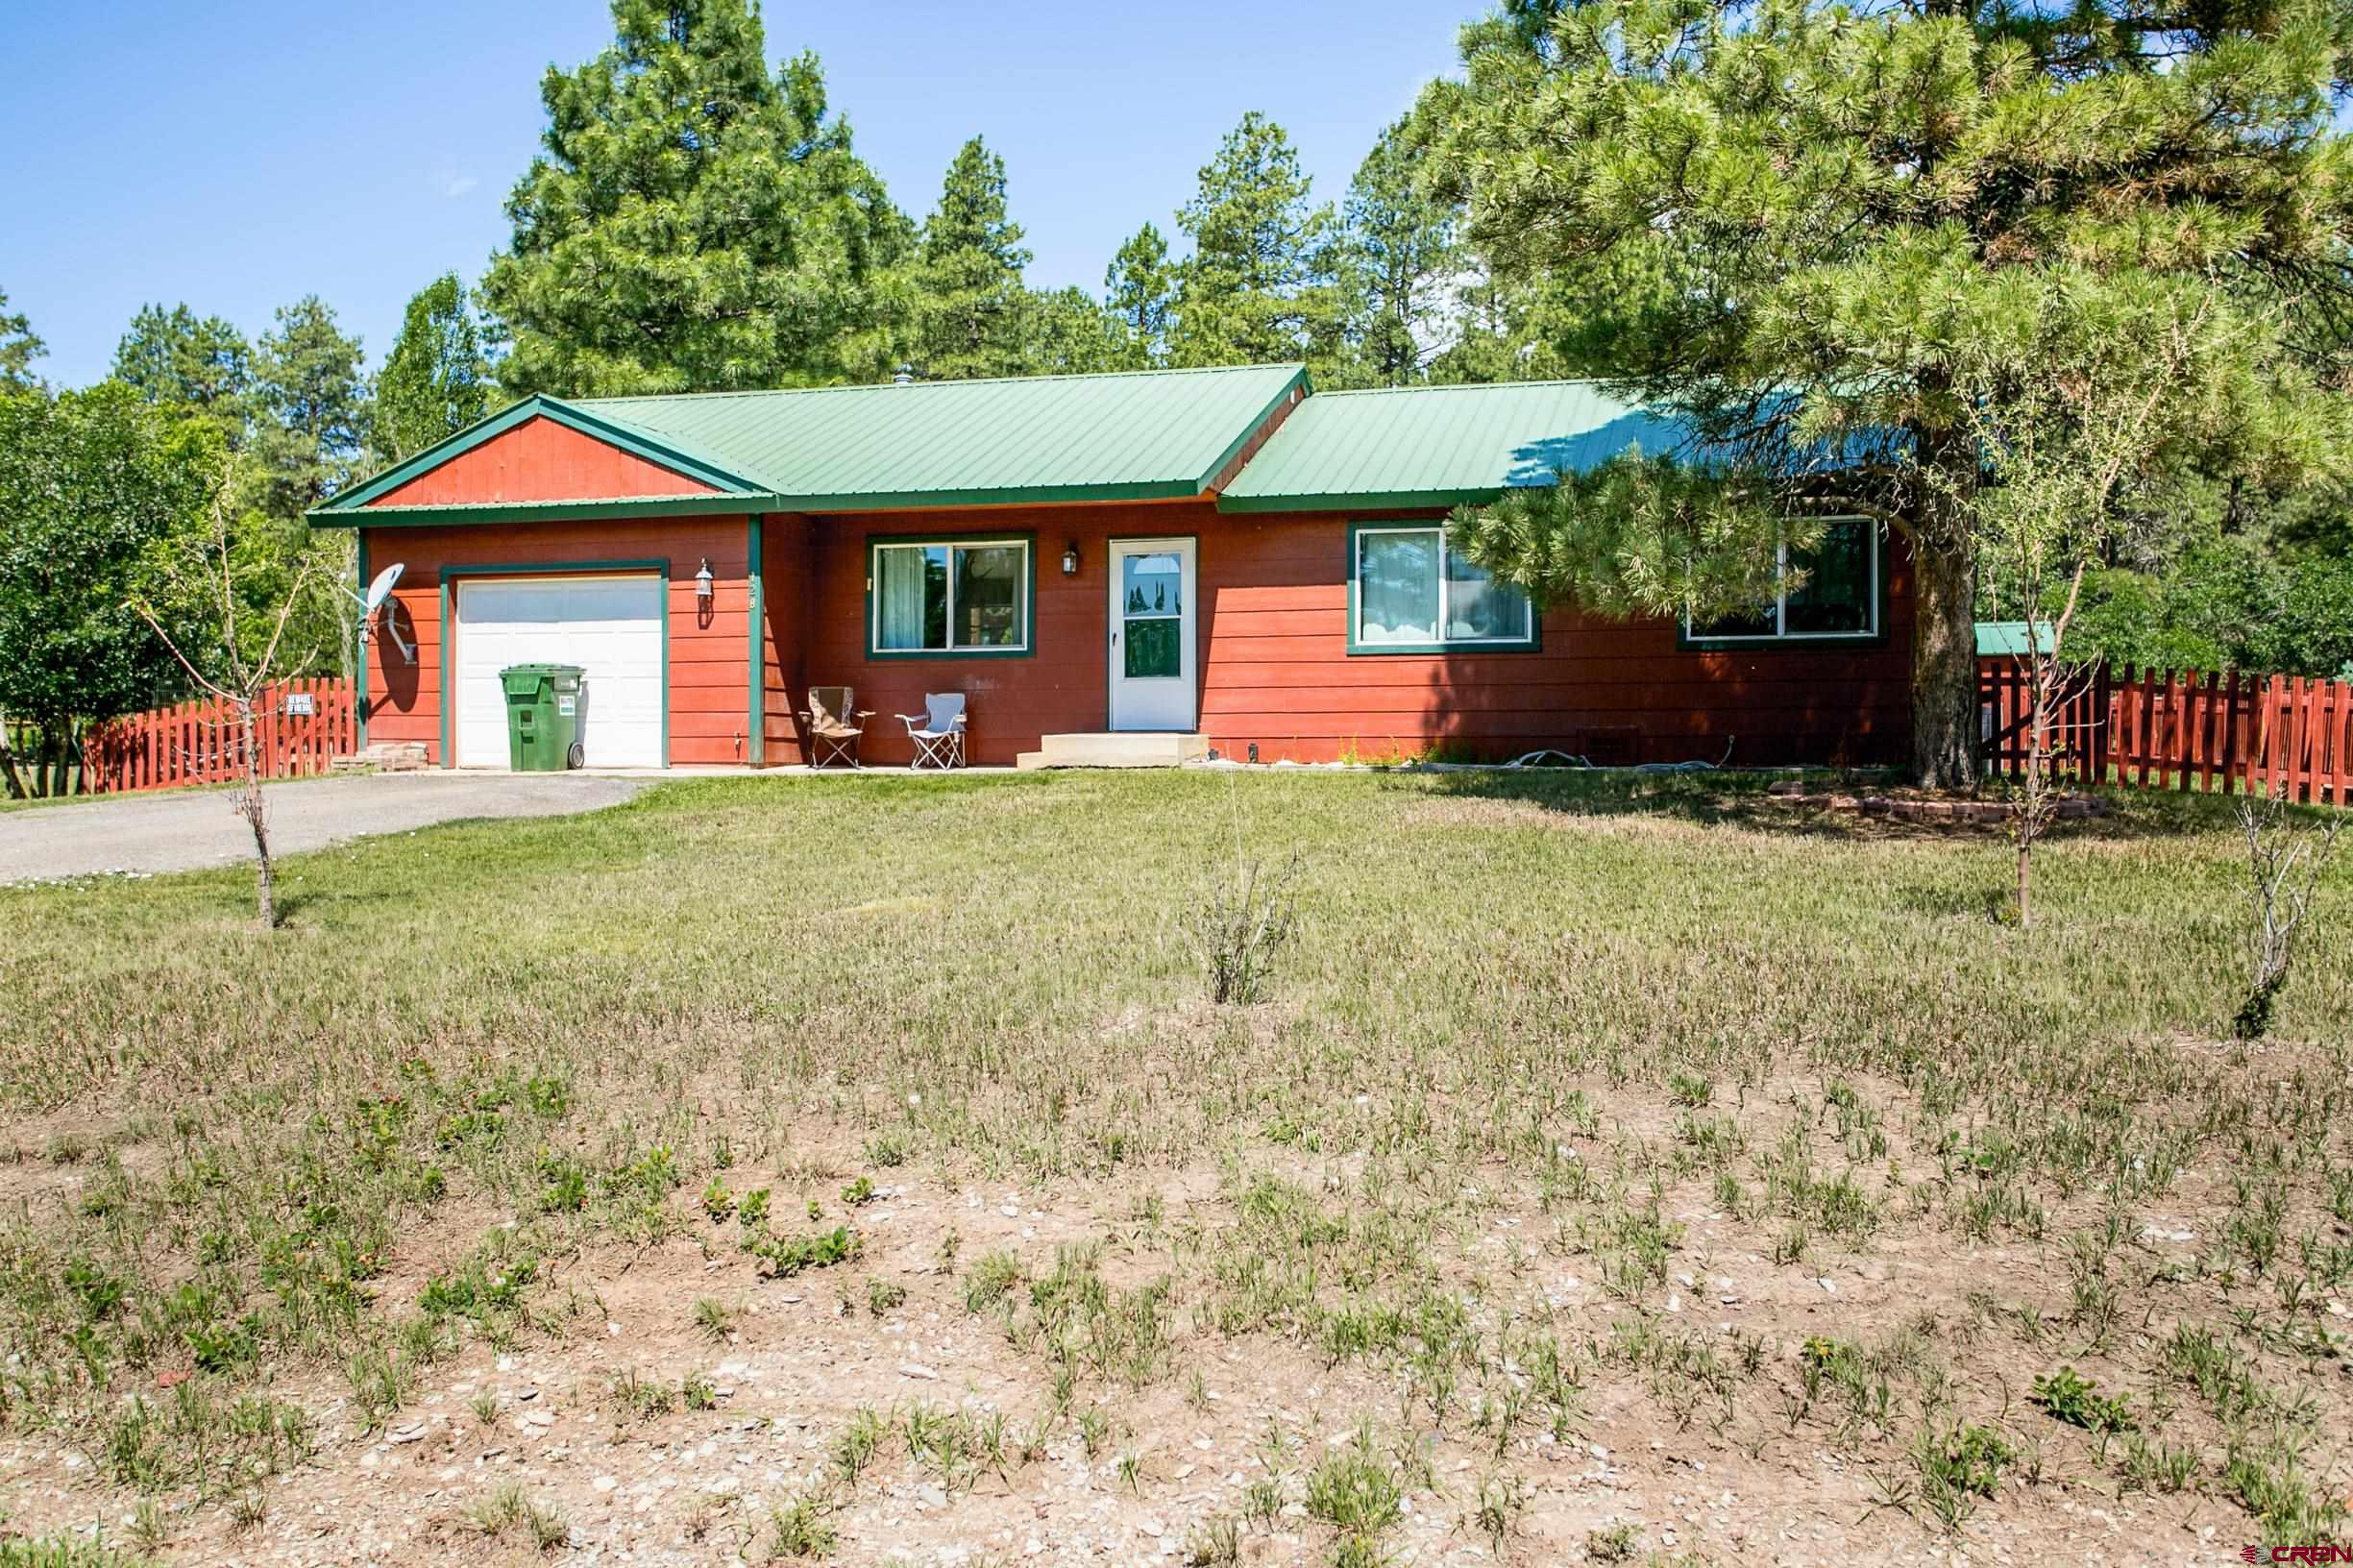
[2266,675,2285,800]
[2321,675,2343,807]
[2220,669,2240,796]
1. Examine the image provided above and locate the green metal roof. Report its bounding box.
[1976,621,2031,657]
[1216,380,1690,513]
[313,364,1310,524]
[582,363,1303,508]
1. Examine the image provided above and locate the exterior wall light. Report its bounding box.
[695,558,715,601]
[1062,543,1080,576]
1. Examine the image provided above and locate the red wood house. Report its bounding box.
[307,365,1911,769]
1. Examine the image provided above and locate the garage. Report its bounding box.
[452,575,665,768]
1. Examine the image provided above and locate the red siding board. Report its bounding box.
[370,416,723,508]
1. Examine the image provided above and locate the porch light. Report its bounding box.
[694,558,714,601]
[1061,543,1080,576]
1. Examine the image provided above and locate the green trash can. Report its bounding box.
[499,664,585,771]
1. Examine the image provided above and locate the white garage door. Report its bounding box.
[453,576,664,768]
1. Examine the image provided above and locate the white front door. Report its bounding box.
[1107,538,1197,731]
[453,575,665,768]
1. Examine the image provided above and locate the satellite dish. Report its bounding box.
[361,562,405,615]
[348,561,416,663]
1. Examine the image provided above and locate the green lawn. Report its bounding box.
[0,770,2345,1556]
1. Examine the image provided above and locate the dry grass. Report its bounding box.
[0,768,2346,1563]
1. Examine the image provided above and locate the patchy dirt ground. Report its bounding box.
[3,772,2344,1566]
[0,1131,2292,1567]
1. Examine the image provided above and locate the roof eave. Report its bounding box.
[790,478,1207,514]
[310,478,1219,528]
[308,492,773,527]
[1216,485,1536,515]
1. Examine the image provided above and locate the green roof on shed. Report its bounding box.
[1216,380,1690,513]
[1977,622,2031,657]
[314,363,1309,522]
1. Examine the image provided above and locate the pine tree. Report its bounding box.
[1024,286,1126,375]
[1428,0,2353,786]
[910,136,1034,380]
[110,304,254,440]
[1425,271,1581,385]
[249,298,369,680]
[375,273,495,464]
[0,287,44,392]
[484,0,912,396]
[1169,113,1344,371]
[1104,224,1175,368]
[1329,116,1463,388]
[252,297,369,521]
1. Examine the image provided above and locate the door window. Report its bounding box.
[1121,551,1184,678]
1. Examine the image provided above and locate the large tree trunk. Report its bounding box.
[1904,422,1983,794]
[1910,532,1980,791]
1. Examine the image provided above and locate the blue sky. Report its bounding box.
[1,1,1468,389]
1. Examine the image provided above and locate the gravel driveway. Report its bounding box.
[0,772,647,883]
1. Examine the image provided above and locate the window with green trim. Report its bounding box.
[1350,525,1533,651]
[870,538,1030,654]
[1685,518,1880,644]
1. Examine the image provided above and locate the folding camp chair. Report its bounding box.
[798,686,872,769]
[895,693,967,771]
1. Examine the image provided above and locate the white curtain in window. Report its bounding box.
[875,546,940,650]
[1359,531,1440,644]
[1445,551,1525,640]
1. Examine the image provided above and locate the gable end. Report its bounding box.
[368,414,724,508]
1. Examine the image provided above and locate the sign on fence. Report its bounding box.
[81,678,356,795]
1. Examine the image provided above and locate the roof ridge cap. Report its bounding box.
[576,362,1308,405]
[1311,378,1615,398]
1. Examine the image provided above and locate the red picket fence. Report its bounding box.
[83,678,357,795]
[1978,660,2353,805]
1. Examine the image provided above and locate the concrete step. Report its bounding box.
[332,742,430,773]
[1023,732,1209,769]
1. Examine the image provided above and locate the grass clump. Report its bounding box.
[1305,1430,1404,1564]
[962,1248,1023,1311]
[1584,1523,1641,1563]
[1192,853,1301,1005]
[0,1543,159,1568]
[465,1482,567,1550]
[769,1492,838,1557]
[1915,1423,2015,1526]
